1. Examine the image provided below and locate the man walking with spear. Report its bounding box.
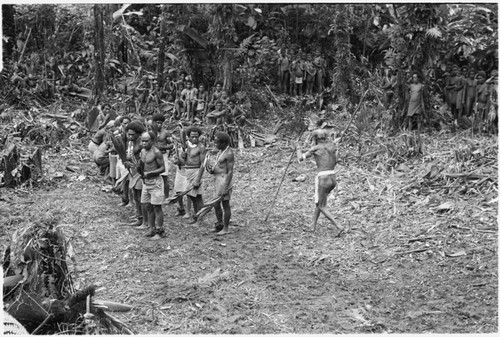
[297,129,344,234]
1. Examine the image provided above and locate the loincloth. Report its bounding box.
[197,102,206,111]
[109,154,118,178]
[315,170,337,204]
[130,172,143,190]
[174,166,187,194]
[214,173,233,201]
[88,141,98,159]
[185,167,203,197]
[161,152,170,176]
[115,159,129,184]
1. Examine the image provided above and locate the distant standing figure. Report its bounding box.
[293,53,305,96]
[445,65,460,120]
[278,49,290,94]
[475,71,491,132]
[180,80,198,122]
[196,84,210,120]
[305,53,317,96]
[313,50,326,94]
[455,66,468,119]
[381,69,397,108]
[407,73,425,132]
[464,70,477,117]
[208,82,224,112]
[135,75,152,113]
[487,70,498,134]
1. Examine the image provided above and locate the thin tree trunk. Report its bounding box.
[222,50,233,94]
[295,5,299,43]
[94,4,106,101]
[2,4,16,60]
[362,18,368,57]
[392,68,406,129]
[156,9,167,97]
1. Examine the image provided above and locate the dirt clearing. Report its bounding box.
[1,131,497,334]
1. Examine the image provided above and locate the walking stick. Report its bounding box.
[264,127,306,222]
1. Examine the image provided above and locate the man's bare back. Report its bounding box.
[307,143,337,172]
[297,131,342,233]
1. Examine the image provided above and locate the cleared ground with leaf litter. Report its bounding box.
[1,130,497,334]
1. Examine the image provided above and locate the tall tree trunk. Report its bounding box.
[392,68,407,129]
[156,8,167,97]
[2,4,16,61]
[93,4,106,101]
[222,50,233,94]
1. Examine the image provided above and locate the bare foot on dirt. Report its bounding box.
[135,223,149,230]
[209,224,223,233]
[215,229,231,236]
[128,220,142,227]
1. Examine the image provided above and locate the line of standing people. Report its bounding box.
[88,111,236,241]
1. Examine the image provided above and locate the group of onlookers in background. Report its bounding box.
[134,70,246,127]
[277,48,327,96]
[380,65,498,134]
[444,66,497,133]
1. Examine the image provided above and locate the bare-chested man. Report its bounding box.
[205,132,234,235]
[139,131,166,240]
[135,75,152,113]
[297,129,344,234]
[124,121,147,227]
[152,113,173,198]
[205,101,227,125]
[183,126,206,224]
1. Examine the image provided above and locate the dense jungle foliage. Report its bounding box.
[1,3,498,128]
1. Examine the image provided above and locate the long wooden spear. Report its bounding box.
[338,88,369,144]
[264,127,306,222]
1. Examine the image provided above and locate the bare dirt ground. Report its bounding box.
[1,130,497,334]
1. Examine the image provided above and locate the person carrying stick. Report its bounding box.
[139,131,166,240]
[182,126,206,224]
[204,131,234,235]
[296,129,344,234]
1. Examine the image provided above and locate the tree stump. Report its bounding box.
[2,145,43,186]
[20,147,43,182]
[86,106,100,131]
[3,143,18,187]
[3,218,134,334]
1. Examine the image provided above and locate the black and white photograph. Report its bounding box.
[1,2,498,334]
